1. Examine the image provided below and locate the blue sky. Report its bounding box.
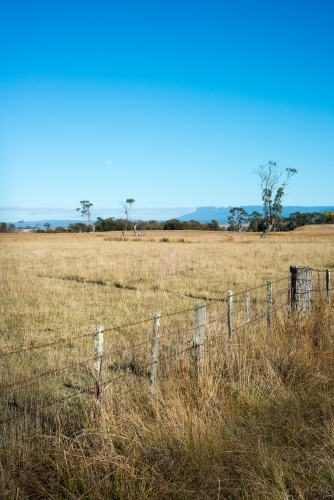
[1,0,333,221]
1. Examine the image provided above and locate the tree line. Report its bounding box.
[94,218,222,232]
[1,161,332,235]
[2,210,332,234]
[41,218,221,233]
[228,209,334,232]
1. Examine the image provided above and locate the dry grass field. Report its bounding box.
[1,226,334,499]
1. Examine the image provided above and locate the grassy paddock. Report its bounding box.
[1,227,334,498]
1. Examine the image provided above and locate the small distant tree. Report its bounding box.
[254,161,297,238]
[8,223,15,232]
[119,198,135,232]
[228,207,249,232]
[76,200,94,230]
[227,220,238,232]
[323,211,334,224]
[163,219,182,230]
[43,222,51,231]
[248,211,263,232]
[68,222,89,233]
[0,222,8,233]
[18,220,25,230]
[287,212,314,230]
[206,219,220,231]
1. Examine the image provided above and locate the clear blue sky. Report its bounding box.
[1,0,334,221]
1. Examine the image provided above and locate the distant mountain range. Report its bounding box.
[14,220,85,229]
[177,206,334,224]
[7,206,334,228]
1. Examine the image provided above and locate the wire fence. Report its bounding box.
[0,267,332,427]
[0,301,289,427]
[0,274,291,359]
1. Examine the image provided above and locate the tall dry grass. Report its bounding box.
[1,228,334,498]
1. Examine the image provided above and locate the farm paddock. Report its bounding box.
[1,227,334,499]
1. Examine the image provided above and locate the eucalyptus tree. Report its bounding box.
[255,161,297,238]
[119,198,135,232]
[228,207,249,232]
[76,200,94,231]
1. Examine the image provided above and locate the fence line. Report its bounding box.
[1,299,290,409]
[102,301,289,393]
[0,309,261,392]
[0,293,311,392]
[0,274,291,359]
[0,282,309,390]
[1,268,332,426]
[2,322,195,391]
[1,306,277,427]
[2,318,213,392]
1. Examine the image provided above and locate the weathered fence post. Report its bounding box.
[94,325,104,404]
[267,281,272,329]
[326,269,331,303]
[290,266,312,314]
[193,301,206,366]
[227,291,233,339]
[150,312,161,396]
[246,290,251,332]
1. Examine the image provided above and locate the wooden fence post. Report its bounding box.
[227,291,233,339]
[290,266,312,314]
[326,269,331,304]
[267,281,272,329]
[94,325,104,404]
[150,312,161,396]
[193,301,206,366]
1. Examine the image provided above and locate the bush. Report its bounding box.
[68,223,89,233]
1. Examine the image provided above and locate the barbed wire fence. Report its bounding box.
[0,266,332,428]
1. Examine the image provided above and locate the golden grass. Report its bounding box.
[1,228,334,498]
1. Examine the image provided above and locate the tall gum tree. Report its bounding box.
[119,198,135,232]
[76,200,94,231]
[228,207,249,232]
[254,161,297,239]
